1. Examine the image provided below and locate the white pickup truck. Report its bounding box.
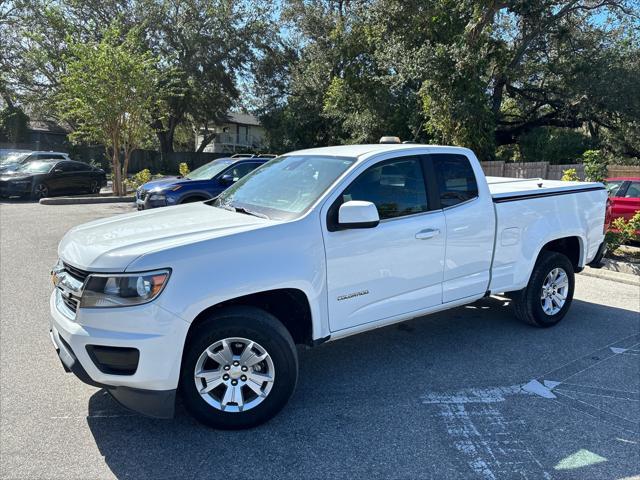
[50,144,608,429]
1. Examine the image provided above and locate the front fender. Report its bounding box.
[127,215,329,341]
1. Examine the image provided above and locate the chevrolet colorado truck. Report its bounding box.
[50,144,608,429]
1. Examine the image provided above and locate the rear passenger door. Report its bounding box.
[430,153,495,303]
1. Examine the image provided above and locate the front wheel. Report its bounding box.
[511,251,575,327]
[32,182,49,200]
[180,306,298,429]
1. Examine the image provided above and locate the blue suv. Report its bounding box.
[136,155,272,210]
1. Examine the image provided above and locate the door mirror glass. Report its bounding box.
[338,201,379,229]
[219,173,235,186]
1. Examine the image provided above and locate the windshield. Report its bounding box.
[186,159,233,180]
[213,155,356,220]
[16,161,54,174]
[1,153,29,165]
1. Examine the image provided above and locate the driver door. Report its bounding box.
[323,155,446,332]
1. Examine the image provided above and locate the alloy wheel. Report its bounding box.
[194,337,275,413]
[34,183,48,199]
[540,267,569,315]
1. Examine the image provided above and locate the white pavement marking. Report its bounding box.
[610,346,640,356]
[422,385,551,480]
[522,380,556,399]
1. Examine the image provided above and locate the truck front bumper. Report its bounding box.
[49,290,190,418]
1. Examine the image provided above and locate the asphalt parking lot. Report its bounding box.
[1,201,638,480]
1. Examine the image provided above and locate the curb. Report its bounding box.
[579,266,639,286]
[39,196,135,205]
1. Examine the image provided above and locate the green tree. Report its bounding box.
[255,0,639,160]
[4,0,274,153]
[56,26,168,196]
[582,149,608,183]
[0,104,29,143]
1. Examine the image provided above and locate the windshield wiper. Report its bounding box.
[233,206,269,219]
[217,202,269,219]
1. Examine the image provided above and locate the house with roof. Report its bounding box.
[196,113,267,154]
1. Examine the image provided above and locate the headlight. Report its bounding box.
[80,270,170,308]
[149,193,166,201]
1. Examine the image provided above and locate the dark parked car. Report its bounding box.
[0,160,107,199]
[0,151,71,173]
[136,155,271,210]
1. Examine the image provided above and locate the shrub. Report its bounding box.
[124,168,152,191]
[606,212,640,254]
[561,168,580,182]
[179,162,190,177]
[582,150,608,183]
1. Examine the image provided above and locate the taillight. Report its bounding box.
[604,197,612,233]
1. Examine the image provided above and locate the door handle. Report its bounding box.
[415,228,440,240]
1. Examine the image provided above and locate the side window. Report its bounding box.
[625,182,640,198]
[37,154,64,160]
[57,162,79,172]
[72,162,91,171]
[228,162,261,181]
[607,181,624,197]
[341,157,428,220]
[432,154,478,208]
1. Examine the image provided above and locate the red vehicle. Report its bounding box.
[607,177,640,234]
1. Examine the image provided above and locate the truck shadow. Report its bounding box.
[86,296,640,479]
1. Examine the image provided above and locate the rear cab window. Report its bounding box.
[430,154,478,208]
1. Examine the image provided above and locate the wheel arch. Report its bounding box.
[185,288,314,347]
[178,192,211,204]
[538,235,583,271]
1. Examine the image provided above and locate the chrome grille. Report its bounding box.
[137,188,148,200]
[60,291,80,313]
[62,262,89,283]
[56,262,88,315]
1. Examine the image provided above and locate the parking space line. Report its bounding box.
[553,391,639,435]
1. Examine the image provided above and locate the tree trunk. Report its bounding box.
[153,115,178,153]
[196,131,217,153]
[111,138,122,196]
[122,149,131,196]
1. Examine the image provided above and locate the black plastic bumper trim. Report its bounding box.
[50,329,176,418]
[85,345,140,375]
[588,241,608,268]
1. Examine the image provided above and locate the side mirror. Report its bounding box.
[338,201,380,229]
[219,174,235,186]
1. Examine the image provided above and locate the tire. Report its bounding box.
[89,180,100,194]
[511,251,575,327]
[32,182,49,200]
[179,196,207,204]
[180,306,298,429]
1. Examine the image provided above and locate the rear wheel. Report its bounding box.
[511,251,575,327]
[180,306,298,429]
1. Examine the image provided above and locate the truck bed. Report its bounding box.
[486,176,605,202]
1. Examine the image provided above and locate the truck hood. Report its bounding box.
[59,203,274,271]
